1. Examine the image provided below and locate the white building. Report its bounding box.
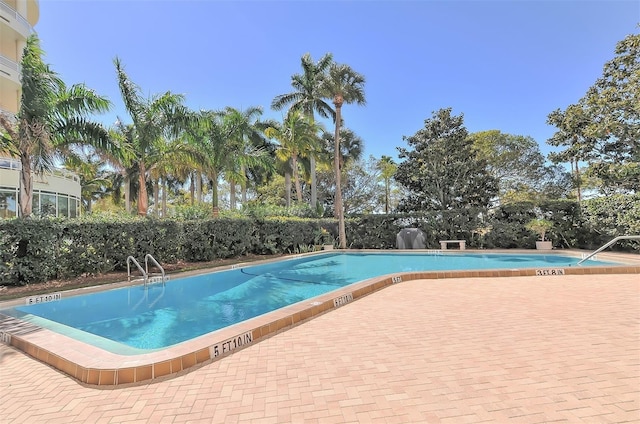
[0,157,82,218]
[1,0,81,218]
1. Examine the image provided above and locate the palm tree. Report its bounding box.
[105,121,134,212]
[319,128,364,216]
[63,148,114,213]
[187,110,238,215]
[320,63,366,248]
[220,106,273,209]
[0,35,111,217]
[376,155,397,214]
[265,110,322,204]
[148,136,203,216]
[114,57,196,216]
[321,128,364,169]
[271,53,335,209]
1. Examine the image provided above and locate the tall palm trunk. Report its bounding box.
[333,101,347,249]
[310,155,317,208]
[229,179,237,210]
[124,173,131,213]
[153,180,160,217]
[284,171,292,208]
[196,172,202,203]
[190,172,195,205]
[385,179,390,214]
[19,154,33,217]
[573,157,582,202]
[211,169,219,216]
[241,165,247,204]
[308,114,317,209]
[292,154,303,203]
[162,179,168,217]
[137,161,148,216]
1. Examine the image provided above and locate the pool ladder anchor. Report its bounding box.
[126,254,170,286]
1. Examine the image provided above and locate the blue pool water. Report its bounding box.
[1,252,616,353]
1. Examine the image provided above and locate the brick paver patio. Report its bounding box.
[1,274,638,423]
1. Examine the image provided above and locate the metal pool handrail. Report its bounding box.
[145,254,166,285]
[576,235,640,265]
[127,256,147,283]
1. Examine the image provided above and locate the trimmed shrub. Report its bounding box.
[1,196,637,286]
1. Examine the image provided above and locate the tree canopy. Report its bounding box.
[470,130,571,202]
[547,31,639,195]
[395,108,498,213]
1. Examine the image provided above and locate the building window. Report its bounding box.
[27,191,81,218]
[41,192,57,217]
[0,188,18,219]
[32,192,40,215]
[58,195,69,217]
[70,198,78,218]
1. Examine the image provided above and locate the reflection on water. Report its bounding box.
[5,252,617,350]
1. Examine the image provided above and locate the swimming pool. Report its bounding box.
[0,251,618,354]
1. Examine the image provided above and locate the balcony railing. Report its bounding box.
[0,54,19,71]
[0,156,80,183]
[0,156,21,171]
[0,54,21,84]
[0,0,32,36]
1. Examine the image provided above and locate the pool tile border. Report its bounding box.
[1,250,638,387]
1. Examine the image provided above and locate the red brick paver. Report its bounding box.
[1,274,639,423]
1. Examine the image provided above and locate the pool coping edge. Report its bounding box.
[1,250,638,387]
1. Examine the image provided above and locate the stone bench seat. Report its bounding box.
[439,240,466,250]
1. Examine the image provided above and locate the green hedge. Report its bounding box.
[1,195,637,286]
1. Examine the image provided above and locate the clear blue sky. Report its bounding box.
[36,0,639,160]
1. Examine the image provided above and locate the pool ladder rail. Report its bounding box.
[126,254,170,286]
[576,235,640,265]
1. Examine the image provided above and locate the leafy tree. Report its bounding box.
[469,131,542,194]
[316,154,379,217]
[470,130,572,202]
[252,173,288,207]
[583,32,639,163]
[0,35,111,217]
[341,156,381,215]
[320,63,366,248]
[395,108,498,235]
[548,31,640,195]
[546,103,595,201]
[272,53,335,208]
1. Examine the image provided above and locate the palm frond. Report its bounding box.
[55,84,111,118]
[114,57,144,125]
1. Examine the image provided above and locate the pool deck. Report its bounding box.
[1,250,639,422]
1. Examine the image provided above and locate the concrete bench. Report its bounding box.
[439,240,466,250]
